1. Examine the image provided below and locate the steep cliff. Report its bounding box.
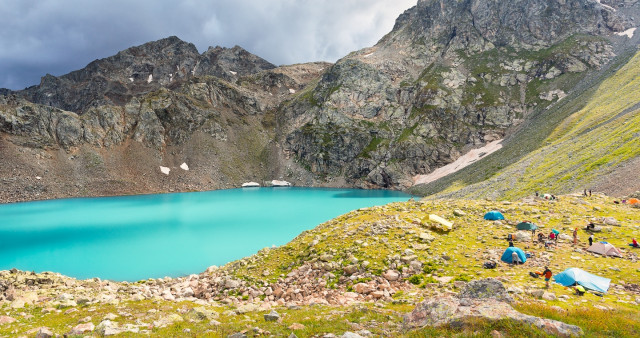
[280,0,630,189]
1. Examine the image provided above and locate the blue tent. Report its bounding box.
[484,211,505,220]
[501,247,526,263]
[553,268,610,293]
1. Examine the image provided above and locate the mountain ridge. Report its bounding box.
[1,0,640,203]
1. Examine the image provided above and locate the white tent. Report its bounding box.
[587,242,622,257]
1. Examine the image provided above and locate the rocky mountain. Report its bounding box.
[1,0,640,202]
[280,0,632,189]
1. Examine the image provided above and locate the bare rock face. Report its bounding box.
[13,36,275,114]
[280,0,626,189]
[405,278,584,337]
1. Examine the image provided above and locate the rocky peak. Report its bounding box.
[195,45,276,80]
[388,0,626,54]
[14,37,275,114]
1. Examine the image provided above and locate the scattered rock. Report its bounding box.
[289,323,305,330]
[69,323,95,335]
[0,316,16,325]
[264,310,280,322]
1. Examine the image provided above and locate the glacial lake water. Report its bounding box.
[0,188,412,281]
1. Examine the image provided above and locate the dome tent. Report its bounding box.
[587,241,623,257]
[553,268,610,293]
[501,247,526,263]
[484,211,505,220]
[516,221,537,230]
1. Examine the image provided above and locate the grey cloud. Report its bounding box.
[0,0,415,90]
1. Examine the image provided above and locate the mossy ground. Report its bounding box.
[1,194,639,336]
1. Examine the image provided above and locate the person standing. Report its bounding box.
[589,234,594,246]
[573,228,578,245]
[512,250,520,265]
[537,267,552,288]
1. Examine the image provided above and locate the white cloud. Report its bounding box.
[0,0,416,89]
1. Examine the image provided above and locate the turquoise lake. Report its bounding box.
[0,188,412,281]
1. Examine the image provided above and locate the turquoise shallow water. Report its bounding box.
[0,188,411,281]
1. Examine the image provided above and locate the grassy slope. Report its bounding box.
[2,194,638,336]
[410,48,639,199]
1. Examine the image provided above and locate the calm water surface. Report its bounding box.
[0,188,411,281]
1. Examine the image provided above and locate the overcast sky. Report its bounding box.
[0,0,416,90]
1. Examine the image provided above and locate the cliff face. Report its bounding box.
[1,0,638,202]
[280,0,629,189]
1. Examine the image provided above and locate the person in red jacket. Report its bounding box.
[536,267,553,288]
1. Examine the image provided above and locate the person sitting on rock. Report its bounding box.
[632,238,639,248]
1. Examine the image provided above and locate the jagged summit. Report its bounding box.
[14,36,274,113]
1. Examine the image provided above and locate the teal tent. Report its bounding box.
[553,268,610,293]
[551,229,560,235]
[517,222,537,230]
[484,211,504,220]
[501,247,526,263]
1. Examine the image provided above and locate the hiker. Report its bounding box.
[574,285,586,296]
[512,250,520,265]
[573,228,578,245]
[549,232,555,241]
[509,240,514,247]
[507,233,514,242]
[536,267,553,288]
[589,234,594,246]
[632,238,639,248]
[584,189,588,197]
[531,228,536,241]
[535,191,539,197]
[589,189,592,197]
[538,233,545,244]
[586,223,595,230]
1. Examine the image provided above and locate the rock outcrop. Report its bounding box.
[280,0,626,188]
[405,278,584,337]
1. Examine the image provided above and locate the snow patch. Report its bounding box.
[129,77,134,82]
[229,70,237,75]
[242,182,260,187]
[180,162,189,171]
[363,53,374,58]
[412,140,503,186]
[289,88,296,94]
[596,0,616,11]
[615,27,636,38]
[160,166,170,175]
[147,74,153,83]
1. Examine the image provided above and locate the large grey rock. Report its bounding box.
[264,310,280,322]
[457,278,514,303]
[405,297,583,337]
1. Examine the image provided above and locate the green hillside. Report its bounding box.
[411,49,640,200]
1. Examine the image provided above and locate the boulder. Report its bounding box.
[187,307,219,321]
[383,270,400,281]
[0,316,16,324]
[95,320,121,336]
[264,310,280,321]
[405,296,583,337]
[457,278,513,303]
[419,232,435,242]
[353,283,375,294]
[70,323,95,335]
[515,231,531,242]
[34,327,54,338]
